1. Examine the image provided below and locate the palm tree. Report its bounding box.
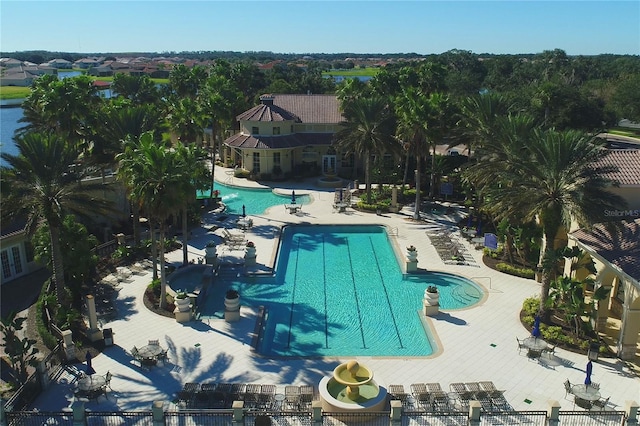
[175,143,211,265]
[334,96,396,204]
[116,132,186,308]
[1,132,113,307]
[466,128,626,320]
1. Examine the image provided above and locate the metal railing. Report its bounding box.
[2,409,631,426]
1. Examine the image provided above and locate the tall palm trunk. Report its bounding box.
[364,151,372,204]
[150,218,158,281]
[539,209,563,322]
[413,156,422,220]
[49,225,68,307]
[132,204,141,247]
[182,206,189,265]
[159,222,167,309]
[429,144,437,199]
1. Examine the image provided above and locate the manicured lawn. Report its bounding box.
[322,67,380,77]
[0,86,31,99]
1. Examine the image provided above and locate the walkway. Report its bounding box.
[28,167,639,413]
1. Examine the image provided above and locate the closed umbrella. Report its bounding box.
[585,361,593,385]
[531,315,541,338]
[242,204,246,218]
[339,189,343,202]
[85,351,96,378]
[291,190,296,204]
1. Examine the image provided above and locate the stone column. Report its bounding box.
[390,399,402,423]
[85,295,103,342]
[618,307,640,360]
[232,401,244,424]
[62,329,76,361]
[626,400,639,425]
[244,246,257,267]
[468,400,481,426]
[205,244,218,266]
[547,400,560,426]
[312,401,323,426]
[152,401,164,426]
[36,355,49,389]
[71,401,86,426]
[390,187,399,213]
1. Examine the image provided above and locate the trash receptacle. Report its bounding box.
[587,342,599,361]
[103,328,113,346]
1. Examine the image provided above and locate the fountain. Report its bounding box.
[319,360,388,412]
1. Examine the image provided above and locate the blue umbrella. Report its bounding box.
[85,351,96,377]
[531,315,541,338]
[242,204,246,218]
[585,361,593,385]
[291,190,296,204]
[476,218,482,235]
[467,213,473,228]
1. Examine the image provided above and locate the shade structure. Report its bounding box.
[85,351,96,376]
[585,361,593,385]
[291,190,296,204]
[531,315,541,338]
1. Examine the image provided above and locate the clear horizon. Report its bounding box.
[1,1,639,56]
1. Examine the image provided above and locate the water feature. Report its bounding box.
[319,360,387,412]
[187,224,484,357]
[198,182,309,216]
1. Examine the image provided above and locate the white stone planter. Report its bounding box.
[406,249,418,262]
[224,296,240,311]
[205,245,217,257]
[423,289,439,316]
[175,297,191,312]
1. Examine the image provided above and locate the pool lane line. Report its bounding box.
[322,234,329,349]
[285,236,300,349]
[368,236,404,349]
[345,237,367,349]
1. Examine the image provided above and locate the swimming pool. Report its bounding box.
[190,225,485,358]
[198,182,309,216]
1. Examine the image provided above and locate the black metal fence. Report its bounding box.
[3,345,64,413]
[3,410,630,426]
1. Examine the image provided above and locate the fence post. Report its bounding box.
[312,401,323,426]
[547,400,560,426]
[71,401,87,426]
[36,355,49,389]
[152,401,164,426]
[232,400,244,424]
[62,329,76,362]
[389,400,402,426]
[0,402,6,426]
[469,400,481,426]
[626,400,639,425]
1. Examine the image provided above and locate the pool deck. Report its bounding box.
[30,167,639,413]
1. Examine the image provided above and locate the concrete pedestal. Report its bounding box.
[406,260,418,272]
[423,303,439,316]
[224,309,241,322]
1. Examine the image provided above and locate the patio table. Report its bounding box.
[571,384,601,402]
[77,375,106,392]
[523,337,548,358]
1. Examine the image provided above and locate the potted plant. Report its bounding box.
[224,288,240,314]
[406,245,418,262]
[423,285,439,315]
[174,290,192,318]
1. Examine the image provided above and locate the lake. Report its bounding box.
[0,106,23,165]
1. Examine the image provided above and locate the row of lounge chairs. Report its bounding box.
[389,381,511,412]
[426,231,477,266]
[177,383,316,410]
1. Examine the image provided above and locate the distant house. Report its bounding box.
[0,219,42,285]
[0,57,24,68]
[74,58,102,69]
[45,58,73,69]
[222,94,346,180]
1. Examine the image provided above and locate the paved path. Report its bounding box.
[27,168,639,413]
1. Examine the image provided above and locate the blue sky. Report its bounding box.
[1,1,639,55]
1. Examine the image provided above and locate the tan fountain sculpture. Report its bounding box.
[333,360,373,399]
[319,360,387,412]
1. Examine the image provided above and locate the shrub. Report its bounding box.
[522,297,539,316]
[542,325,564,341]
[496,262,535,279]
[234,168,250,178]
[35,280,58,350]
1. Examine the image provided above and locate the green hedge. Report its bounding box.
[496,262,535,279]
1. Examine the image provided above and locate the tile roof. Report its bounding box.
[236,104,300,122]
[571,218,640,282]
[236,94,342,124]
[596,149,640,186]
[224,133,333,149]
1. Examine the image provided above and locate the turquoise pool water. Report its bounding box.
[185,225,484,358]
[197,182,309,216]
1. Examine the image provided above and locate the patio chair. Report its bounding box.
[299,385,314,409]
[543,345,556,358]
[591,396,609,411]
[516,337,526,353]
[259,384,276,408]
[574,396,593,410]
[104,371,112,390]
[284,385,301,410]
[564,379,573,397]
[244,384,261,408]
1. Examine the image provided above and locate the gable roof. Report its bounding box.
[570,219,640,282]
[596,149,640,186]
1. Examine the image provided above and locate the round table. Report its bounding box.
[523,337,548,351]
[77,375,106,392]
[571,384,601,401]
[138,344,164,365]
